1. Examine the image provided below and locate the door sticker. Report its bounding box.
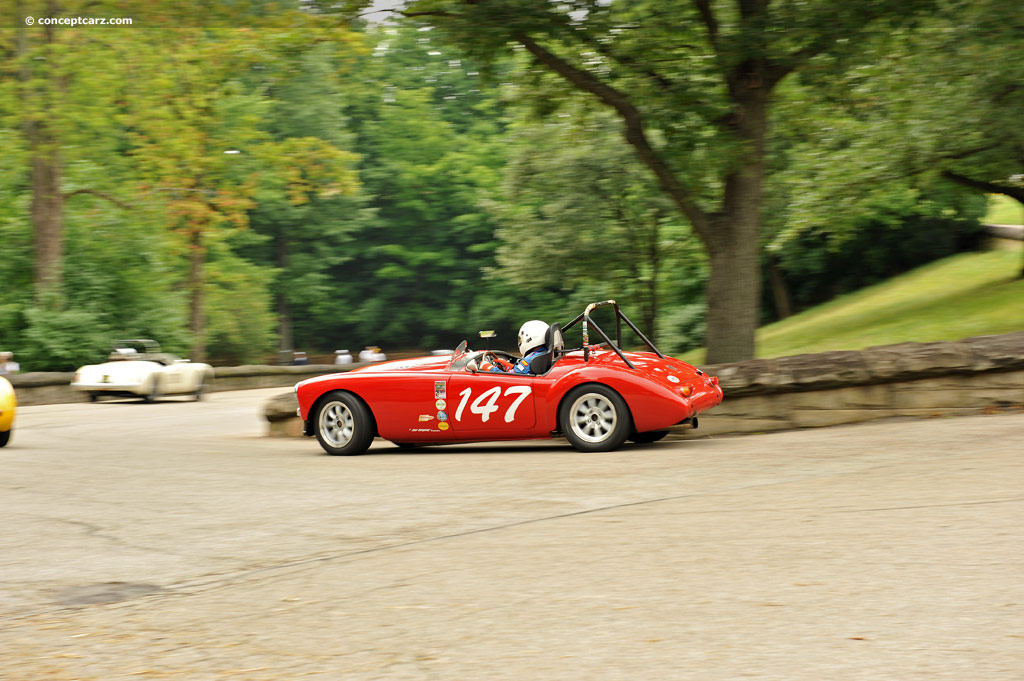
[454,386,532,424]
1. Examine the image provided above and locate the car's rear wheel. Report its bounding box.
[143,377,161,403]
[0,429,10,448]
[629,429,669,444]
[560,384,632,452]
[314,391,375,456]
[194,373,212,401]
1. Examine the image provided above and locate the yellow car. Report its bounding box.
[0,376,15,447]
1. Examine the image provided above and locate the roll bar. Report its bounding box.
[560,300,664,369]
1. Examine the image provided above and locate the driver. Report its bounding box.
[484,320,549,374]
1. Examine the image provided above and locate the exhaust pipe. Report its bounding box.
[676,416,699,430]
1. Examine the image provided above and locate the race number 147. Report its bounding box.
[455,386,532,423]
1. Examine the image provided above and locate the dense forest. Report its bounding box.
[1,0,1021,370]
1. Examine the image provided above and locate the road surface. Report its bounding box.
[1,388,1021,680]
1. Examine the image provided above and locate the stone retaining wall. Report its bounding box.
[693,332,1024,437]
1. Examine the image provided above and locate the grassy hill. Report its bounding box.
[985,194,1024,225]
[684,248,1024,363]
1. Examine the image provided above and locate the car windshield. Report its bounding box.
[447,340,476,371]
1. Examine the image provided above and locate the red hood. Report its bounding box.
[294,354,449,395]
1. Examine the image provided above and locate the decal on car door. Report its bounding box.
[454,385,532,424]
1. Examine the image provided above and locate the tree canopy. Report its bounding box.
[0,0,1014,370]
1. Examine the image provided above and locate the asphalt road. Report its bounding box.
[1,388,1022,680]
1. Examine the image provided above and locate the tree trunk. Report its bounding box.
[1019,203,1024,280]
[20,5,64,301]
[30,146,64,298]
[277,235,293,353]
[645,216,659,339]
[703,84,768,365]
[188,231,206,362]
[767,257,794,319]
[704,222,761,364]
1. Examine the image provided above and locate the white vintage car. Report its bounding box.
[72,340,214,402]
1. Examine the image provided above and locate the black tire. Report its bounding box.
[0,428,10,448]
[313,391,375,456]
[559,384,632,453]
[143,376,161,403]
[194,373,212,401]
[629,430,670,444]
[88,392,99,403]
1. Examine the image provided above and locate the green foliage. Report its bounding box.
[657,304,708,356]
[2,1,1019,371]
[19,296,111,372]
[761,61,993,319]
[203,241,278,364]
[314,23,511,351]
[486,104,708,340]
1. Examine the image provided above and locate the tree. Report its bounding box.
[0,2,192,369]
[878,0,1024,275]
[758,0,1022,286]
[124,26,361,361]
[327,23,510,350]
[487,104,700,339]
[365,0,937,363]
[5,0,133,300]
[759,76,987,318]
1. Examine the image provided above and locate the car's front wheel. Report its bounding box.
[0,428,10,448]
[314,391,375,456]
[560,384,632,453]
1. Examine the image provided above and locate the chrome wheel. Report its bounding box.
[560,384,632,453]
[569,392,618,444]
[313,391,375,456]
[319,400,355,448]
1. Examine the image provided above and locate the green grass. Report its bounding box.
[984,194,1024,225]
[683,249,1024,362]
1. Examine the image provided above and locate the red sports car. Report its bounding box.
[295,301,723,455]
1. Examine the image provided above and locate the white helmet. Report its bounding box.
[518,320,549,356]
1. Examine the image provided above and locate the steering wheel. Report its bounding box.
[468,351,510,373]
